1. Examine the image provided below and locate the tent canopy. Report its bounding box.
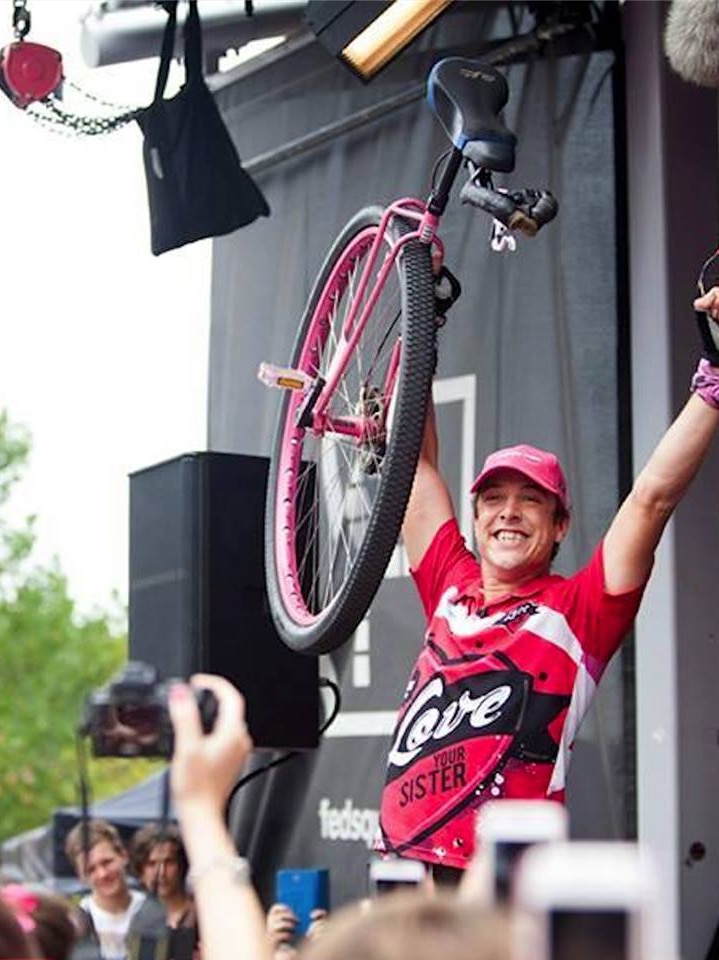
[0,771,173,892]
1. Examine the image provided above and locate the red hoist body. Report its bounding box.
[0,2,62,109]
[0,40,62,107]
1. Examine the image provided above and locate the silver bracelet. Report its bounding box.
[188,855,251,886]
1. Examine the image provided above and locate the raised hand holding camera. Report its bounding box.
[168,672,254,818]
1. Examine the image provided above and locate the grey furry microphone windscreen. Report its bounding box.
[665,0,719,88]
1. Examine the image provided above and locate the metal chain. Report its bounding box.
[21,79,144,137]
[26,94,142,136]
[64,77,143,115]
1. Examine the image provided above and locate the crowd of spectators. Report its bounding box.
[0,672,660,960]
[0,671,667,960]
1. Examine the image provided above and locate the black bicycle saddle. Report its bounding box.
[427,57,516,172]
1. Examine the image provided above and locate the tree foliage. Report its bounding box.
[0,410,158,843]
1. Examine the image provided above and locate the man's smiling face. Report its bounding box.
[473,468,569,587]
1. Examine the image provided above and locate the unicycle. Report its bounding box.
[259,58,558,655]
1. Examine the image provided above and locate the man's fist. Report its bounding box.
[694,286,719,365]
[694,286,719,319]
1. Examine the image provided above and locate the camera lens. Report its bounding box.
[116,705,159,735]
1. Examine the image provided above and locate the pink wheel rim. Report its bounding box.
[273,224,398,626]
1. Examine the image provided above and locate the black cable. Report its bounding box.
[224,677,341,810]
[75,734,93,878]
[144,770,174,898]
[158,767,171,835]
[317,677,342,734]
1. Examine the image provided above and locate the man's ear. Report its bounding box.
[554,511,570,545]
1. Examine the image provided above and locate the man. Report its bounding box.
[130,824,195,928]
[377,287,719,878]
[65,819,145,960]
[128,823,197,960]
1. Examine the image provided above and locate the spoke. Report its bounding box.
[336,257,362,411]
[277,222,408,623]
[295,437,364,610]
[320,450,361,582]
[295,448,344,602]
[294,470,323,554]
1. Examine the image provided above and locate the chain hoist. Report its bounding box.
[0,0,142,135]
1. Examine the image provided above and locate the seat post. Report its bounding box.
[427,146,464,216]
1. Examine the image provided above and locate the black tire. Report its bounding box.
[265,205,436,655]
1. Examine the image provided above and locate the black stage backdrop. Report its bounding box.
[208,3,626,908]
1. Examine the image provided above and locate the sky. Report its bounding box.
[0,1,211,616]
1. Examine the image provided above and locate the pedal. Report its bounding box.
[258,362,313,391]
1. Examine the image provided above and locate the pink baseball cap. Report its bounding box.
[470,443,570,511]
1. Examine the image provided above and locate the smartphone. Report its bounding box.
[512,841,659,960]
[368,857,427,896]
[475,799,568,904]
[275,867,330,938]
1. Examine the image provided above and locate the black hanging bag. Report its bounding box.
[137,0,269,256]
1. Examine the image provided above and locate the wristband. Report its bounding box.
[690,358,719,410]
[188,854,251,886]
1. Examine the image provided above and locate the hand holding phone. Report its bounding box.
[266,902,299,951]
[275,868,330,939]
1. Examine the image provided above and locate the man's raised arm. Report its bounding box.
[402,394,455,570]
[603,288,719,595]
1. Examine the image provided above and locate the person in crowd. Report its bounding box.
[65,819,145,960]
[2,882,96,960]
[128,822,197,960]
[298,890,509,960]
[28,889,79,960]
[376,286,719,880]
[0,889,36,959]
[130,823,195,926]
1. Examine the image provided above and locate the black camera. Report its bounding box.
[80,661,218,758]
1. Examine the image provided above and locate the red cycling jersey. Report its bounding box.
[377,518,645,869]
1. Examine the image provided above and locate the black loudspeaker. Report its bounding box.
[129,452,319,749]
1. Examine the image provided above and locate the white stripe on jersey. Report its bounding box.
[548,666,596,794]
[434,587,507,633]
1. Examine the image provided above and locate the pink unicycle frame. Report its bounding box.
[279,202,438,613]
[304,203,440,445]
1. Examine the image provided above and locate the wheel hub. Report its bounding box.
[356,384,387,474]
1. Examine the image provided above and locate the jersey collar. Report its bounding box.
[466,568,564,613]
